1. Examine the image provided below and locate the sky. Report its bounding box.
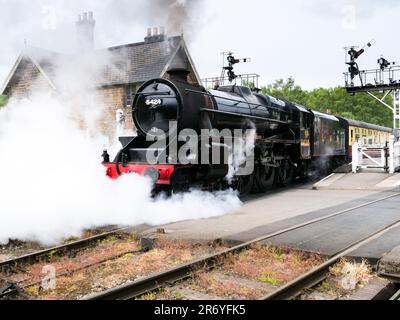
[1,0,400,90]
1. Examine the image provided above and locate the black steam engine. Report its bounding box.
[103,56,349,195]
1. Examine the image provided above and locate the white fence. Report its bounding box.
[390,136,400,174]
[352,136,400,174]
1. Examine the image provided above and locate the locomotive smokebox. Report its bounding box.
[167,68,190,82]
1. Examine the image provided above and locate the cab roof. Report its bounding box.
[341,118,392,132]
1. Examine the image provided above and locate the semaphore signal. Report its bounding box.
[344,40,400,131]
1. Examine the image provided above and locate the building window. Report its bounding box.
[125,85,136,108]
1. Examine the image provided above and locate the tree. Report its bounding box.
[262,78,308,106]
[261,79,393,127]
[0,95,8,108]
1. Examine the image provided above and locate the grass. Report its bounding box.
[174,291,184,300]
[141,292,157,301]
[305,259,373,300]
[320,281,331,292]
[192,273,260,299]
[26,239,215,300]
[329,259,372,291]
[225,243,324,284]
[16,239,325,301]
[98,235,119,245]
[269,246,285,261]
[47,250,58,261]
[258,273,281,286]
[25,286,39,296]
[169,244,325,300]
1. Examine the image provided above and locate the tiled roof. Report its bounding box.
[2,36,187,94]
[101,36,182,86]
[24,46,64,84]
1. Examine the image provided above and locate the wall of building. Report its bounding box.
[96,85,136,141]
[3,45,200,145]
[3,58,137,143]
[4,58,53,99]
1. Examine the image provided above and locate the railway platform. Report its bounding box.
[314,172,400,191]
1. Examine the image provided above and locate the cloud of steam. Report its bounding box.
[0,0,237,246]
[108,0,205,41]
[0,93,240,245]
[227,128,257,180]
[0,0,208,86]
[0,47,241,246]
[146,0,205,40]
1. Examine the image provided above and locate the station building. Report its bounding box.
[0,12,201,140]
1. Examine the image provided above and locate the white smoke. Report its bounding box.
[0,52,241,246]
[227,126,257,180]
[0,94,241,245]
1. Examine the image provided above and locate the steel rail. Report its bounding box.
[87,192,400,300]
[390,289,400,301]
[262,218,400,300]
[0,227,133,273]
[0,246,148,300]
[379,272,400,283]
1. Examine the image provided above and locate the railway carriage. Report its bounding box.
[338,118,392,157]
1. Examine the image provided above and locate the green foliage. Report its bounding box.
[261,79,392,127]
[262,77,308,106]
[258,273,281,286]
[0,95,8,108]
[321,281,331,292]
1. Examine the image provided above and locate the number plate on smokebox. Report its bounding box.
[145,99,163,107]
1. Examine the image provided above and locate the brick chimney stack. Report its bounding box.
[76,11,95,51]
[144,26,166,43]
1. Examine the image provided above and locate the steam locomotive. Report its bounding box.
[102,68,392,195]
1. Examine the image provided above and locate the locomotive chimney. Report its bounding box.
[76,11,96,51]
[167,68,190,82]
[160,26,165,36]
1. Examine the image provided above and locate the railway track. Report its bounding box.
[262,220,400,300]
[0,227,135,272]
[378,270,400,281]
[0,226,137,299]
[87,192,400,300]
[390,289,400,300]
